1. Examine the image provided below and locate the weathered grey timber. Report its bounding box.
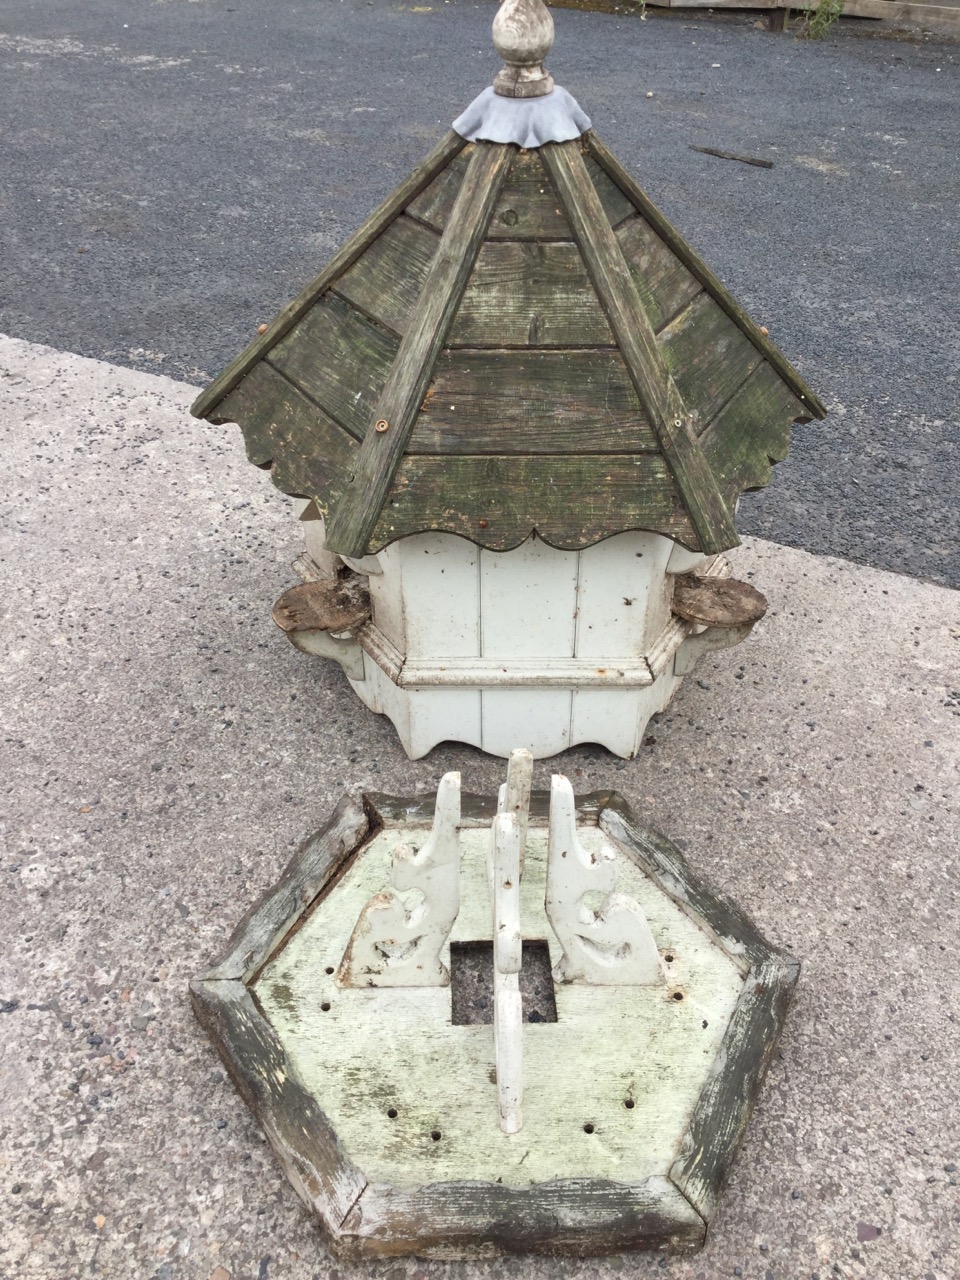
[190,0,824,558]
[191,789,798,1259]
[193,122,823,557]
[540,140,738,555]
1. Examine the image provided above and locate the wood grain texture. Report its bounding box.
[448,241,614,347]
[211,362,358,508]
[669,952,799,1222]
[585,153,636,227]
[338,1176,705,1259]
[596,796,800,1222]
[365,790,611,829]
[268,292,398,440]
[487,150,571,241]
[191,130,466,419]
[272,577,372,635]
[598,798,786,972]
[698,362,811,504]
[334,215,440,337]
[616,215,702,332]
[410,349,656,455]
[541,141,738,555]
[190,978,368,1237]
[324,143,513,559]
[661,292,764,432]
[369,453,694,553]
[406,148,472,231]
[672,574,767,627]
[199,794,370,982]
[585,132,827,420]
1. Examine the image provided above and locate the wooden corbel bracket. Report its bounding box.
[271,577,372,682]
[671,574,768,677]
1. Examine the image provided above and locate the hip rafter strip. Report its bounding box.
[541,140,740,555]
[324,142,513,559]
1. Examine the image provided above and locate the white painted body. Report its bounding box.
[337,771,462,987]
[546,775,665,986]
[296,509,715,760]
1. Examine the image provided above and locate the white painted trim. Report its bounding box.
[398,654,656,687]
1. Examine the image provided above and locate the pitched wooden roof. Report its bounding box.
[192,130,825,560]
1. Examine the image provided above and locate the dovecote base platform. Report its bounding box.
[191,788,798,1260]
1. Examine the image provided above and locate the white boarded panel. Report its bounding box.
[399,533,480,661]
[480,536,577,659]
[407,689,482,758]
[367,541,405,649]
[575,532,673,660]
[571,679,680,758]
[481,688,573,757]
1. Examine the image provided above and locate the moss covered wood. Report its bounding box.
[541,140,739,555]
[193,123,825,555]
[585,132,827,420]
[369,453,693,552]
[192,130,467,420]
[324,143,513,559]
[410,349,657,455]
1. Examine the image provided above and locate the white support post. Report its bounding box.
[497,747,533,875]
[492,811,523,1134]
[545,775,665,986]
[337,772,461,986]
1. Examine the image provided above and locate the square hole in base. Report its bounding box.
[450,940,558,1025]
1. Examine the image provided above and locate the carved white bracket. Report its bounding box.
[337,772,461,987]
[492,812,523,1134]
[545,775,665,986]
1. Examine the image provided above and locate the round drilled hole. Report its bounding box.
[672,991,684,1002]
[664,954,674,963]
[387,1108,398,1120]
[583,1123,595,1135]
[431,1130,442,1142]
[320,1001,331,1012]
[325,966,335,975]
[624,1099,636,1110]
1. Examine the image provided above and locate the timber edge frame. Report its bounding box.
[190,790,799,1260]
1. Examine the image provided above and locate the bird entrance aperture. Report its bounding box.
[450,940,557,1025]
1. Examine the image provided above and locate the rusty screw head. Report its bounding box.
[375,419,390,433]
[478,519,489,529]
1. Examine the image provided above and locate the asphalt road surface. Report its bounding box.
[1,0,958,585]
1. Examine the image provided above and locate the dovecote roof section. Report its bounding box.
[192,130,826,560]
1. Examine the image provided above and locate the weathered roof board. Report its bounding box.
[192,132,825,560]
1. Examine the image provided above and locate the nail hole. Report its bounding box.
[672,991,684,1002]
[325,966,335,975]
[320,1001,331,1012]
[387,1108,398,1119]
[583,1123,595,1134]
[664,954,674,963]
[624,1099,635,1110]
[431,1130,442,1142]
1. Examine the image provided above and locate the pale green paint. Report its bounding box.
[255,822,743,1189]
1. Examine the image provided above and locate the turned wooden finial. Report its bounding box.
[493,0,555,99]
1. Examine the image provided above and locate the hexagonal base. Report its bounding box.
[191,792,798,1260]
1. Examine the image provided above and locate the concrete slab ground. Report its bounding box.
[1,334,958,1279]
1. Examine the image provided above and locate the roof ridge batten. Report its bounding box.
[541,140,739,555]
[585,132,827,422]
[190,130,468,422]
[323,142,513,560]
